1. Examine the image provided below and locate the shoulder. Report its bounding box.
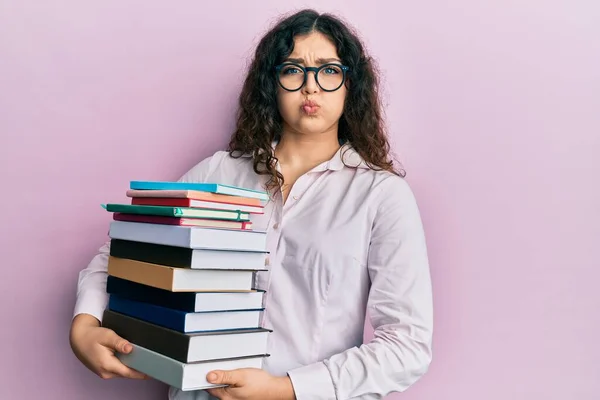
[368,170,423,221]
[339,143,421,214]
[377,172,417,202]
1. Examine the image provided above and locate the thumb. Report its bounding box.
[206,369,240,386]
[102,330,132,354]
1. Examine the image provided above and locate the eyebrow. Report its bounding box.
[285,57,342,64]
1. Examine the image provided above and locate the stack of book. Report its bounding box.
[100,180,272,391]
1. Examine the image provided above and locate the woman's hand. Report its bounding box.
[69,313,147,380]
[205,368,295,400]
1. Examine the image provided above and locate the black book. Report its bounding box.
[109,238,268,270]
[102,309,271,363]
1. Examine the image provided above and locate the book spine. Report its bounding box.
[116,344,184,389]
[108,295,187,332]
[103,310,190,362]
[109,221,193,248]
[106,275,197,312]
[109,239,193,269]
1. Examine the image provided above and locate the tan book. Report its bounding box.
[107,257,255,292]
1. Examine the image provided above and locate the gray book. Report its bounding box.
[117,344,269,391]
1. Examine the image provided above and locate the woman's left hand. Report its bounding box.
[205,368,295,400]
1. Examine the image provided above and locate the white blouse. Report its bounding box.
[74,143,434,400]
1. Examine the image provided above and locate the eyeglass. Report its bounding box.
[275,62,350,92]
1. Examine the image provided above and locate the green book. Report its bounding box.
[104,204,251,222]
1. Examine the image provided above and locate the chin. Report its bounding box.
[294,118,332,135]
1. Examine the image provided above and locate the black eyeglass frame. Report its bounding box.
[274,62,350,92]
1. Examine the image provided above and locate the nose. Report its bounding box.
[302,70,319,94]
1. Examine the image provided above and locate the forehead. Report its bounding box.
[289,32,339,58]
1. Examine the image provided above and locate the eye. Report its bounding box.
[282,66,302,75]
[323,66,341,74]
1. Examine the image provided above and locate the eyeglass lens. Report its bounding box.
[278,64,345,91]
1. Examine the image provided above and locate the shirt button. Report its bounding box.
[273,223,279,229]
[292,195,298,200]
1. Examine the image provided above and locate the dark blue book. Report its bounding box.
[106,276,265,312]
[108,295,264,333]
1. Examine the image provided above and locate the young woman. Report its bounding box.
[70,9,433,400]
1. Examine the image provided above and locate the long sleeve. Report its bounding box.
[287,176,434,399]
[72,155,217,322]
[73,241,112,322]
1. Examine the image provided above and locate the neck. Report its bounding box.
[275,126,341,169]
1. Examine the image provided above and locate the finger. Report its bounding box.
[207,369,239,386]
[98,371,117,380]
[101,356,147,380]
[100,330,132,354]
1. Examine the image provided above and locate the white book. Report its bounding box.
[117,344,268,391]
[180,309,262,332]
[186,249,268,270]
[169,269,254,292]
[109,221,267,251]
[193,291,265,312]
[186,329,270,362]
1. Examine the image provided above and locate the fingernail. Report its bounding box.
[123,343,132,352]
[207,372,217,382]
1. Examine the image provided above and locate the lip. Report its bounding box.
[302,99,320,107]
[301,99,320,114]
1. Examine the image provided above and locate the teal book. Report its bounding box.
[104,204,251,221]
[129,181,269,201]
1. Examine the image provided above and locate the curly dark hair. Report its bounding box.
[227,8,404,191]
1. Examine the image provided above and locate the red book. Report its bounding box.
[128,193,264,214]
[126,189,263,206]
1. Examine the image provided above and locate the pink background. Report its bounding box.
[1,1,598,399]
